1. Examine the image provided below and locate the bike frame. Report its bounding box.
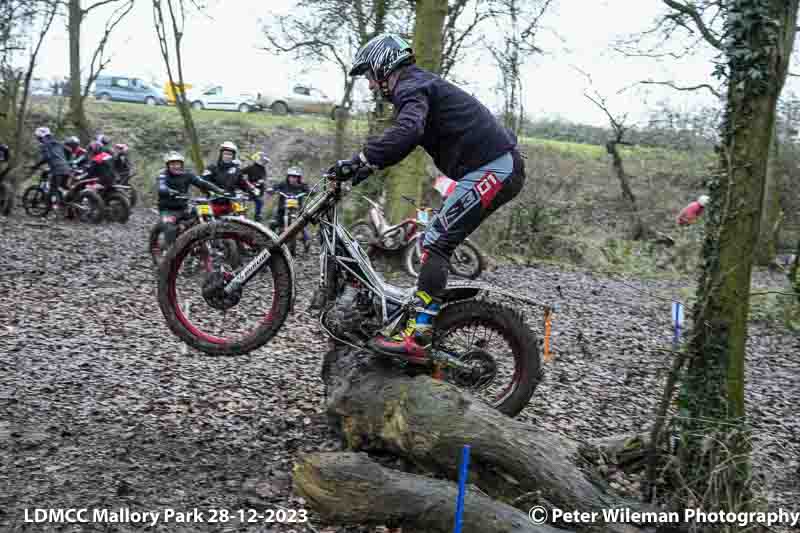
[223,177,411,333]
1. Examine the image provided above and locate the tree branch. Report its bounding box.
[83,0,127,15]
[662,0,723,50]
[639,79,722,99]
[83,0,134,99]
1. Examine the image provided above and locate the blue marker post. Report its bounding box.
[453,444,471,533]
[671,302,684,349]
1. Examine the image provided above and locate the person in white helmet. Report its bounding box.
[31,127,72,205]
[157,151,225,246]
[677,194,710,226]
[202,141,257,199]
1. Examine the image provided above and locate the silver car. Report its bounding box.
[185,85,260,113]
[258,84,340,119]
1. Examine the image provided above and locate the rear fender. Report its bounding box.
[217,216,297,312]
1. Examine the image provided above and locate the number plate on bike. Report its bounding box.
[417,209,430,224]
[196,204,211,215]
[232,201,245,213]
[286,198,299,208]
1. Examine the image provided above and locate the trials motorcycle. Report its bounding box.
[155,170,551,417]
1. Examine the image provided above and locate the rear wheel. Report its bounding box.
[157,220,293,356]
[432,301,542,417]
[448,240,485,279]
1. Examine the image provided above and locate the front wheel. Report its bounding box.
[0,182,13,216]
[433,300,542,417]
[157,220,293,356]
[76,189,105,223]
[104,191,131,223]
[23,185,51,217]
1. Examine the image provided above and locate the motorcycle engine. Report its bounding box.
[323,284,379,339]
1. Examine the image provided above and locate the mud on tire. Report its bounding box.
[156,220,293,356]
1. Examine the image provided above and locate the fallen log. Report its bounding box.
[309,346,654,533]
[293,452,569,533]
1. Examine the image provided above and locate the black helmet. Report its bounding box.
[64,136,80,147]
[349,33,414,83]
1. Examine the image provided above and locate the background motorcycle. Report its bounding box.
[271,190,309,257]
[22,169,105,223]
[349,194,486,279]
[149,193,248,266]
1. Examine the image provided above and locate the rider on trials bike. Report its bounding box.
[157,151,225,247]
[333,33,526,363]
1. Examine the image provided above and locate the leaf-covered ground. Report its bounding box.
[1,209,797,532]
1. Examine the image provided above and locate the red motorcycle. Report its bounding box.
[349,194,485,279]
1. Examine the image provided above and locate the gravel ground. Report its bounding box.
[1,208,797,532]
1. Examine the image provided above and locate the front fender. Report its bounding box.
[218,216,297,313]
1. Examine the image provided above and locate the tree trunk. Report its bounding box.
[605,141,649,240]
[68,0,90,143]
[301,346,653,533]
[293,452,569,533]
[675,0,798,517]
[754,132,781,265]
[334,79,354,160]
[384,0,447,224]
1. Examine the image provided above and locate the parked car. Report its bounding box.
[258,84,341,119]
[92,75,167,105]
[184,85,260,113]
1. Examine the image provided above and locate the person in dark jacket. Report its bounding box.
[85,141,116,191]
[332,33,526,362]
[32,126,73,205]
[63,136,88,169]
[266,166,312,248]
[158,151,224,246]
[241,151,270,221]
[202,141,257,198]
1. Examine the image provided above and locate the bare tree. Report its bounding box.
[67,0,135,143]
[0,0,59,214]
[152,0,204,172]
[485,0,553,135]
[576,68,652,241]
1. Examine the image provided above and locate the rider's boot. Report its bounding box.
[367,290,441,364]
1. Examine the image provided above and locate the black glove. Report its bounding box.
[332,153,373,185]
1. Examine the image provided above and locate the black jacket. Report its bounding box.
[363,65,517,181]
[241,163,267,189]
[203,160,253,194]
[157,169,218,210]
[268,180,310,217]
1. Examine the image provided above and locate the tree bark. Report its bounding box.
[754,132,781,265]
[604,141,649,241]
[307,346,652,533]
[153,0,204,172]
[293,452,570,533]
[334,79,354,160]
[68,0,91,143]
[384,0,447,224]
[675,0,798,516]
